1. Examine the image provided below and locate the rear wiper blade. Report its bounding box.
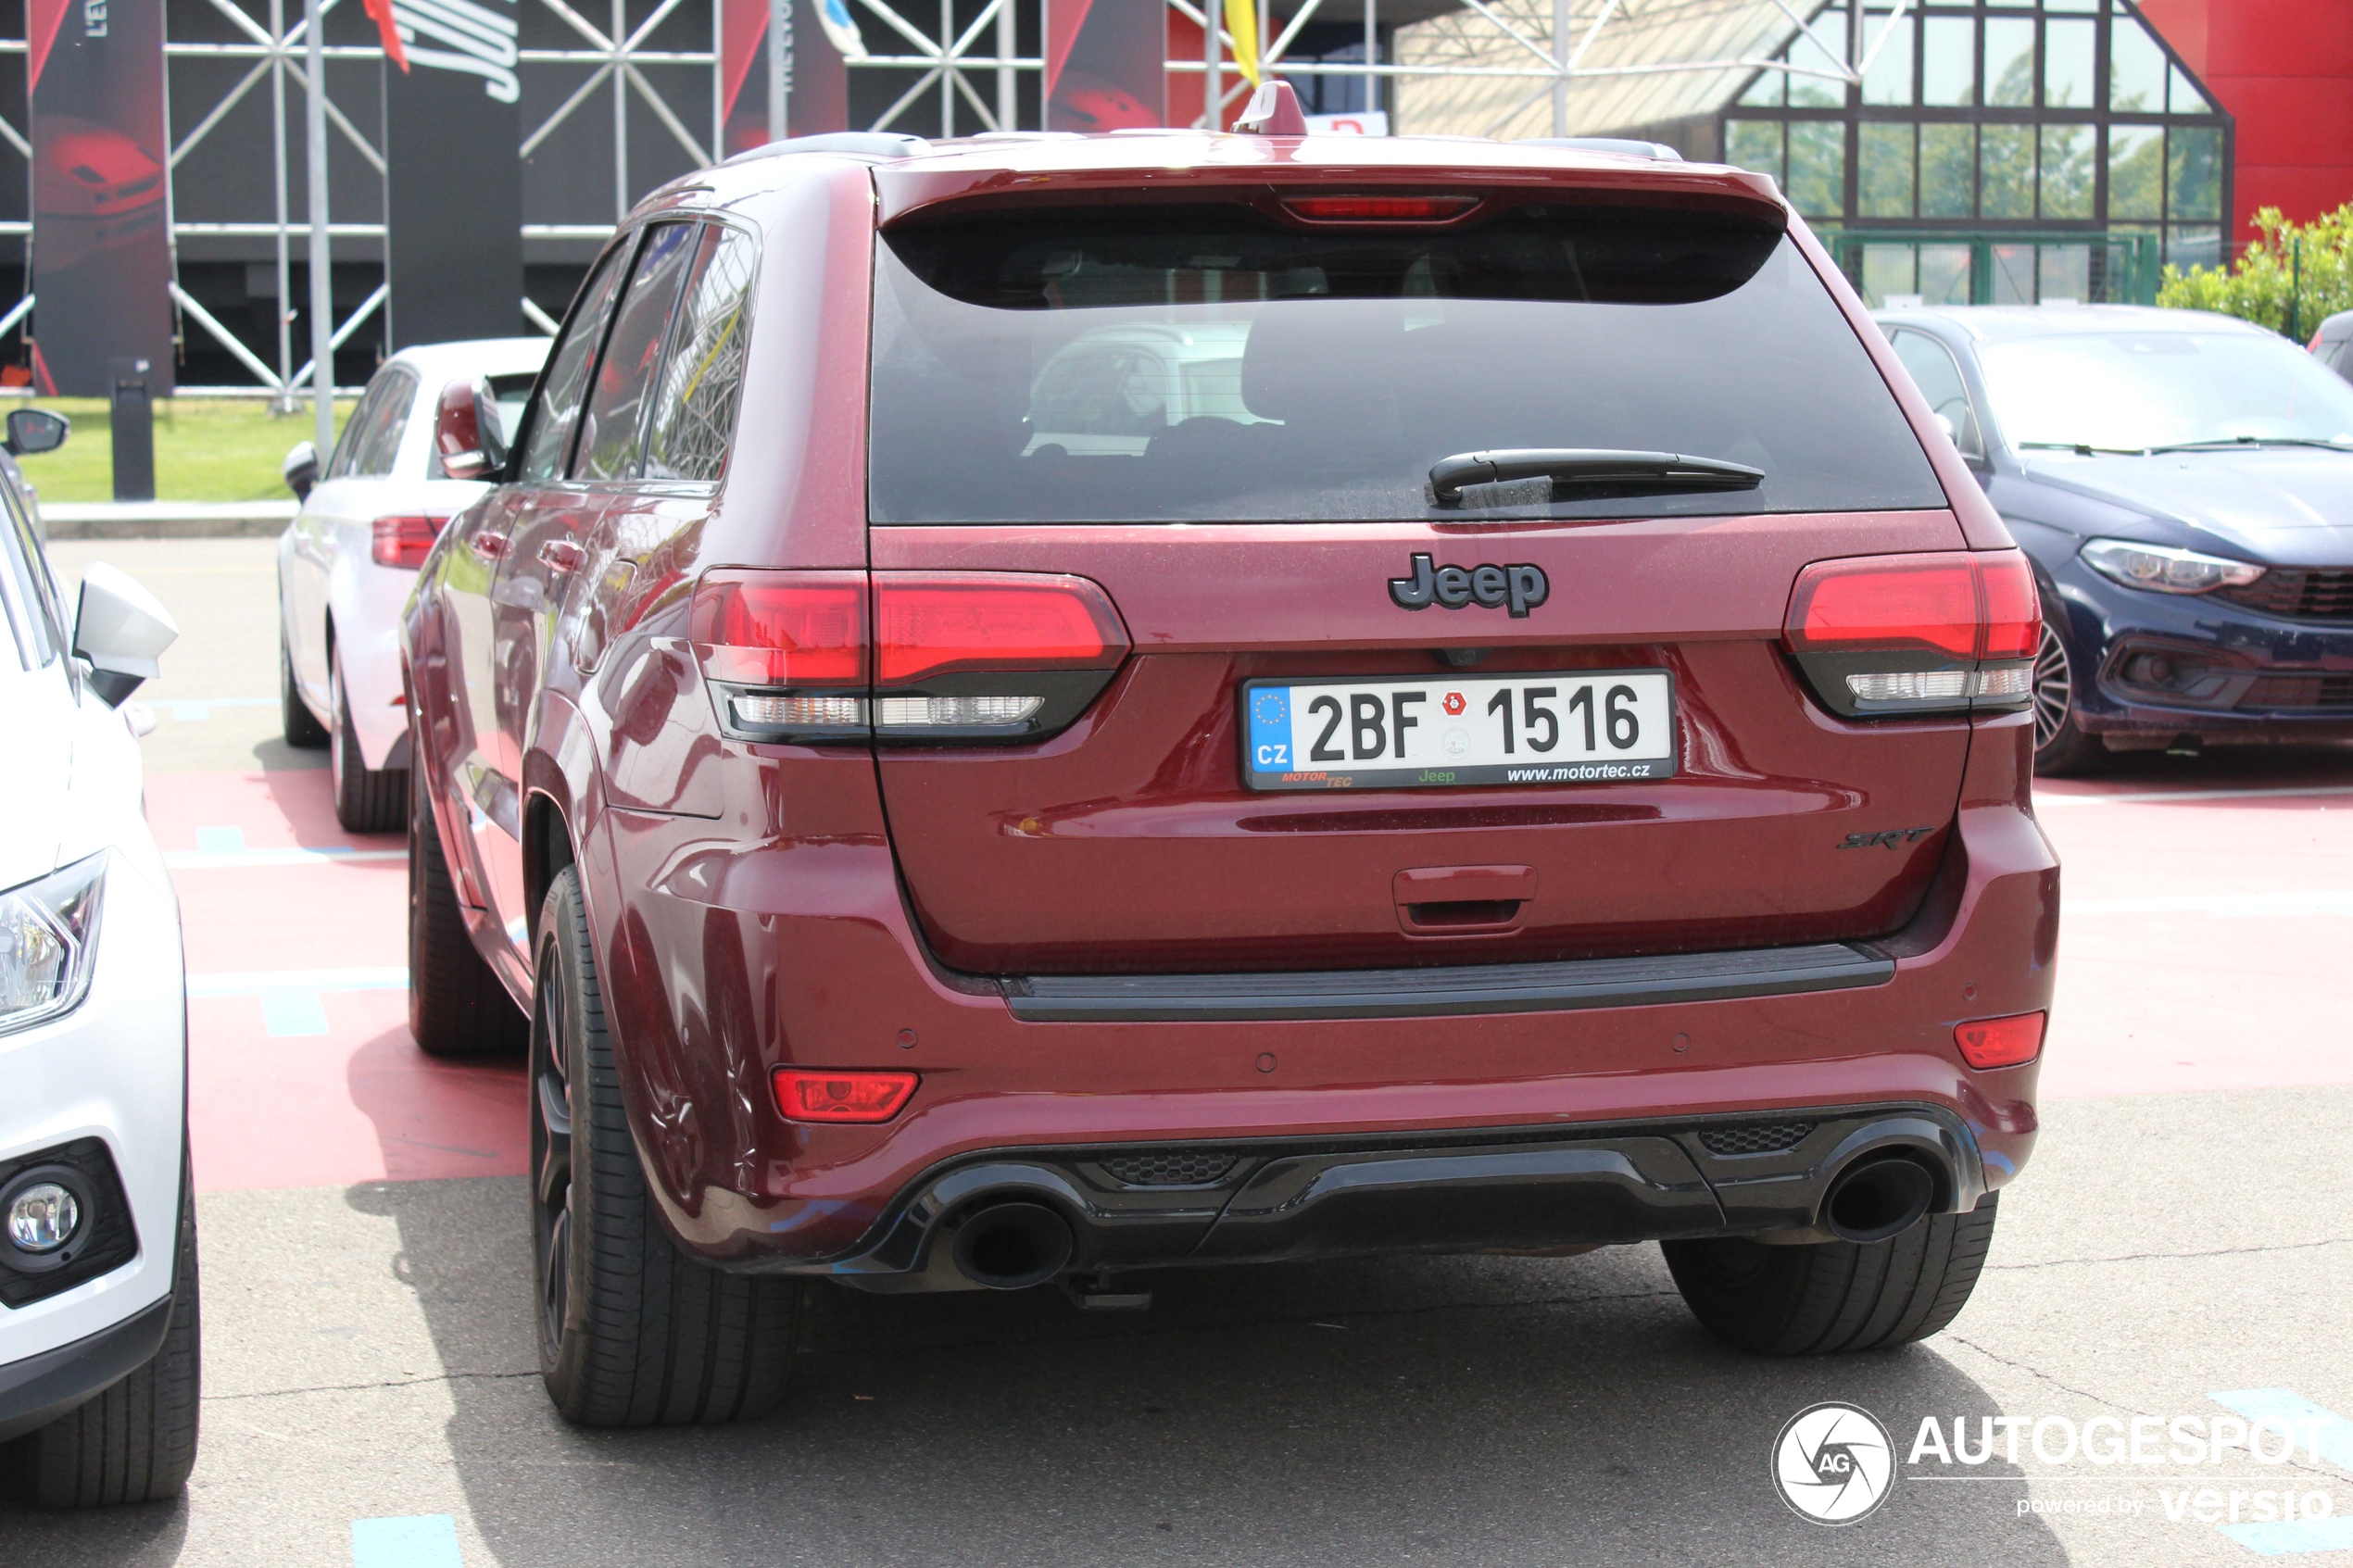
[2141,436,2353,454]
[1427,448,1765,508]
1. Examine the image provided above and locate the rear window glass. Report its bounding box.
[868,202,1945,524]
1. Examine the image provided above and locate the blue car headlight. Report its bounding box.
[2082,538,2267,596]
[0,852,106,1037]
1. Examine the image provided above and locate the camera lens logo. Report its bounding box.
[1772,1402,1895,1525]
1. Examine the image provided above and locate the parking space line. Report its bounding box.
[2217,1518,2353,1556]
[163,696,275,722]
[165,845,405,869]
[350,1514,464,1568]
[189,967,409,1038]
[2070,892,2353,917]
[2038,784,2353,808]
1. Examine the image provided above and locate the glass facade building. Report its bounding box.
[1722,0,2230,305]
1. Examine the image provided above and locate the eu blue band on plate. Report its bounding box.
[1248,687,1290,771]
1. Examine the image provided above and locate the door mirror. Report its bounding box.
[72,562,180,707]
[434,376,508,482]
[3,408,69,456]
[283,440,320,499]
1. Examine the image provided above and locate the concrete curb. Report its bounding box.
[41,500,297,540]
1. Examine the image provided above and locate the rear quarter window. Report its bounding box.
[869,201,1947,524]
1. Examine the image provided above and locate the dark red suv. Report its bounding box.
[402,119,2058,1428]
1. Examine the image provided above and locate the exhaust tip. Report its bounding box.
[1822,1156,1934,1245]
[949,1200,1074,1290]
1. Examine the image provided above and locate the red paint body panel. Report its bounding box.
[397,137,2058,1277]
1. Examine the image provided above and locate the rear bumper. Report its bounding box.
[591,712,2055,1277]
[774,1103,1984,1291]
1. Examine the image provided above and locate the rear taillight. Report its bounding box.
[773,1068,918,1123]
[687,571,1129,744]
[371,515,446,570]
[1782,550,2040,719]
[1955,1010,2045,1069]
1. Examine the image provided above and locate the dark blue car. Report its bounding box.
[1872,305,2353,774]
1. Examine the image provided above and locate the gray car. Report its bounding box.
[1873,304,2353,773]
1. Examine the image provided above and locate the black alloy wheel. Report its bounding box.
[528,869,797,1426]
[528,957,573,1368]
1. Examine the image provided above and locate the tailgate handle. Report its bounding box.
[1394,865,1536,935]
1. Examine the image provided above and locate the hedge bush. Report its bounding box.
[2158,204,2353,339]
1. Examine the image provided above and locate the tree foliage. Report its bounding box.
[2159,205,2353,338]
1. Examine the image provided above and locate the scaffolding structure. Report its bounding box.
[0,0,1847,392]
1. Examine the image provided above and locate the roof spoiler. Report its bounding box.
[1519,137,1684,161]
[724,132,929,167]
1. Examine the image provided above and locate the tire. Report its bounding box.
[532,868,797,1427]
[5,1148,201,1507]
[408,751,526,1059]
[1662,1193,1999,1355]
[280,624,328,749]
[330,642,407,834]
[2031,597,2106,777]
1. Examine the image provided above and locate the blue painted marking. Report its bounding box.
[195,826,248,854]
[2200,1391,2353,1556]
[2218,1519,2353,1557]
[2211,1390,2353,1474]
[1248,686,1291,773]
[258,989,330,1037]
[351,1514,463,1568]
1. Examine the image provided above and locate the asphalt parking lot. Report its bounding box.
[5,536,2351,1567]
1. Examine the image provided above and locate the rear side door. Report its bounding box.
[493,220,701,839]
[861,186,1984,976]
[437,241,630,948]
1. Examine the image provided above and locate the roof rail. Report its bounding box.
[1519,137,1683,161]
[723,132,930,167]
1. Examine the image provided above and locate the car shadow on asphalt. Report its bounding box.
[337,1175,2070,1568]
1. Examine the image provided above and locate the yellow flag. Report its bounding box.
[1225,0,1261,86]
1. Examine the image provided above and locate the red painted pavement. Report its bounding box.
[161,756,2353,1193]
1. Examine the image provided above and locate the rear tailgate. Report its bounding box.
[862,144,1970,976]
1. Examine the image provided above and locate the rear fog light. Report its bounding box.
[774,1069,920,1123]
[1955,1011,2045,1069]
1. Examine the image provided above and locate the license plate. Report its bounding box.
[1241,671,1677,791]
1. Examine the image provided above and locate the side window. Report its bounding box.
[357,370,418,478]
[324,376,392,480]
[644,224,760,484]
[1891,329,1986,460]
[574,222,699,482]
[518,243,633,483]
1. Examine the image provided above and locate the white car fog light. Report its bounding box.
[6,1181,80,1252]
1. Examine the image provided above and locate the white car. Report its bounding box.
[0,408,198,1508]
[276,337,548,831]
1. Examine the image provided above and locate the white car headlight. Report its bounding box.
[2081,538,2267,595]
[0,853,106,1036]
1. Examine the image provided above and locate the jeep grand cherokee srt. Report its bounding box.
[400,119,2057,1427]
